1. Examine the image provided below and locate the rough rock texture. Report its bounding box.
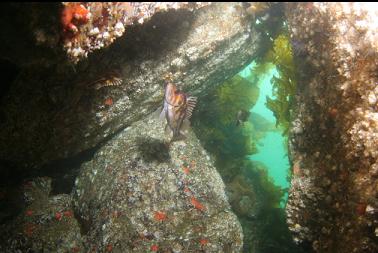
[72,112,243,252]
[61,2,211,63]
[0,3,63,68]
[0,2,260,169]
[285,3,378,253]
[0,177,83,252]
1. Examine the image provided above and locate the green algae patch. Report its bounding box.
[193,74,260,159]
[191,69,299,252]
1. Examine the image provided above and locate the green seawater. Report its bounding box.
[240,62,290,206]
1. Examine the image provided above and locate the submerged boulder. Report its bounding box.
[285,3,378,253]
[0,177,83,252]
[0,2,260,168]
[72,112,243,252]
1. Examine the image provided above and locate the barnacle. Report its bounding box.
[62,2,212,63]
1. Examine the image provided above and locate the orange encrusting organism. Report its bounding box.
[200,238,209,246]
[154,211,167,221]
[183,166,190,175]
[190,196,206,211]
[104,97,113,106]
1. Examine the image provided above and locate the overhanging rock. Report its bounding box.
[0,2,260,168]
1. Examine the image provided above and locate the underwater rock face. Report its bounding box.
[0,177,83,252]
[0,2,260,168]
[61,2,211,63]
[285,3,378,253]
[72,112,243,252]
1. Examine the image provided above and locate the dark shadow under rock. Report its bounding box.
[136,137,170,163]
[0,177,83,252]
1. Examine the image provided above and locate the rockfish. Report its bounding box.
[160,82,197,142]
[236,109,250,126]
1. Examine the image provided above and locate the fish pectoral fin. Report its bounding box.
[159,106,166,121]
[152,105,165,121]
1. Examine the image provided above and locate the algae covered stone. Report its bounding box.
[72,111,243,252]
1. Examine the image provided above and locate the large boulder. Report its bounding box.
[0,177,83,252]
[285,3,378,252]
[72,111,243,252]
[0,2,260,168]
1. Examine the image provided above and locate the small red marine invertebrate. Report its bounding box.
[64,210,73,217]
[190,196,206,211]
[106,244,113,252]
[61,3,91,37]
[104,97,113,106]
[25,209,33,216]
[328,107,338,119]
[55,211,62,221]
[199,238,209,246]
[150,244,159,251]
[183,166,190,175]
[23,222,37,237]
[154,211,167,221]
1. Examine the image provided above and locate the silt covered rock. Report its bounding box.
[0,177,83,252]
[72,111,243,252]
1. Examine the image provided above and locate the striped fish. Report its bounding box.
[160,82,197,142]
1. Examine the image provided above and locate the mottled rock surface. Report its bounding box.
[61,2,211,63]
[72,112,243,252]
[0,2,260,168]
[285,3,378,253]
[0,177,83,252]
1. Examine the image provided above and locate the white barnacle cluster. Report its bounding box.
[285,3,378,252]
[328,3,378,162]
[63,2,212,64]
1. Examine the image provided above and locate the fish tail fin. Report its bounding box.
[170,132,186,143]
[164,124,171,135]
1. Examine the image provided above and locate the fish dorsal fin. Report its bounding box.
[185,96,197,119]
